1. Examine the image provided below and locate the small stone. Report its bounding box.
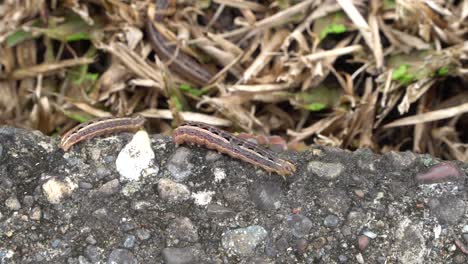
[85,245,101,263]
[5,196,21,210]
[307,161,344,180]
[158,178,191,202]
[51,239,62,248]
[167,217,199,243]
[205,151,222,162]
[354,190,365,198]
[1,177,13,189]
[107,249,134,264]
[221,225,268,256]
[96,179,120,196]
[42,177,77,204]
[191,190,215,206]
[77,255,91,264]
[275,237,289,252]
[377,256,387,264]
[363,230,377,239]
[448,244,457,252]
[250,182,283,210]
[22,195,34,208]
[358,235,370,251]
[116,130,157,181]
[463,234,468,244]
[462,225,468,233]
[428,196,465,225]
[79,182,93,189]
[206,204,235,219]
[338,255,348,263]
[394,218,426,263]
[167,147,194,182]
[287,214,313,238]
[213,167,226,183]
[415,162,462,184]
[385,151,416,168]
[161,247,200,264]
[323,215,340,227]
[121,222,136,232]
[319,189,351,216]
[294,238,309,254]
[311,237,327,249]
[29,207,42,221]
[453,254,466,264]
[356,253,365,264]
[123,235,136,248]
[86,235,97,245]
[136,229,151,241]
[132,200,152,211]
[92,208,108,220]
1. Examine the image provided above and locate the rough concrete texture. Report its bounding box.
[0,126,467,264]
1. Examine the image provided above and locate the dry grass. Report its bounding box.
[0,0,467,161]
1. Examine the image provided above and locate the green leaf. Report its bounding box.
[39,14,94,42]
[320,24,346,39]
[171,95,183,111]
[179,84,206,97]
[66,31,91,42]
[392,65,415,85]
[384,0,396,9]
[64,112,92,123]
[304,103,327,112]
[6,30,34,47]
[436,67,449,76]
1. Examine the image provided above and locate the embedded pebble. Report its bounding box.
[85,245,100,263]
[96,179,120,196]
[42,177,77,204]
[206,204,235,219]
[123,235,136,248]
[157,178,191,202]
[213,167,226,182]
[250,182,282,210]
[358,235,370,251]
[107,248,134,264]
[5,196,21,210]
[161,247,200,264]
[307,161,344,180]
[462,225,468,233]
[22,195,34,208]
[191,190,215,206]
[116,130,157,181]
[167,147,194,182]
[363,230,377,239]
[294,238,309,254]
[323,214,340,227]
[136,229,151,241]
[287,214,313,238]
[356,253,365,264]
[92,208,108,220]
[166,217,199,243]
[29,207,42,221]
[86,235,97,245]
[319,189,351,216]
[385,151,416,168]
[428,196,465,225]
[394,218,426,263]
[415,162,462,184]
[221,225,268,256]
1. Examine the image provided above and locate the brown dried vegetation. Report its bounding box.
[0,0,467,161]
